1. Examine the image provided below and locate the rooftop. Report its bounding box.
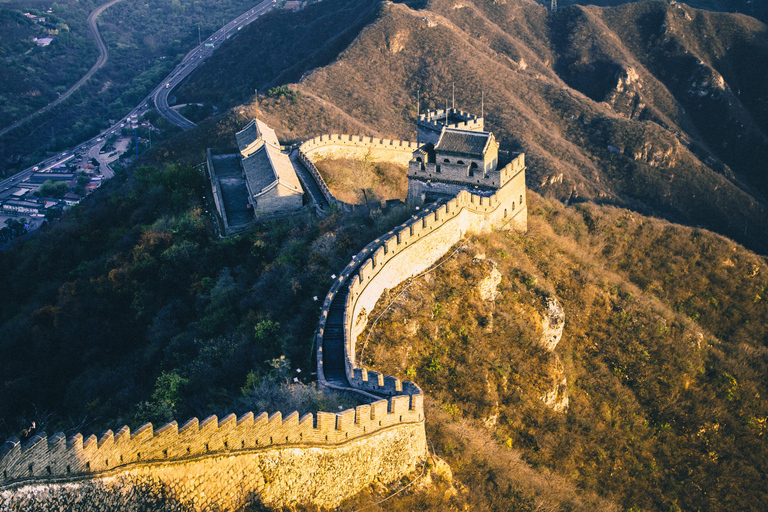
[236,119,279,155]
[241,143,302,196]
[435,129,490,156]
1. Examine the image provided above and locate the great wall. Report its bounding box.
[0,115,527,510]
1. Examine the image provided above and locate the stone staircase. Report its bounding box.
[322,287,349,385]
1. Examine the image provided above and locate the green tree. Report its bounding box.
[37,179,69,198]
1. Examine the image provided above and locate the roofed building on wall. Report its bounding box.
[408,109,526,206]
[240,139,303,214]
[416,108,485,146]
[207,119,305,235]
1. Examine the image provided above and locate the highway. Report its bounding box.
[0,0,277,195]
[154,0,277,130]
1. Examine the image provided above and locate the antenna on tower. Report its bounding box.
[452,83,455,111]
[417,89,420,118]
[445,98,448,125]
[481,90,484,120]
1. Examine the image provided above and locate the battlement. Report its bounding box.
[316,172,527,394]
[416,109,484,145]
[297,134,419,210]
[0,392,423,485]
[300,134,419,153]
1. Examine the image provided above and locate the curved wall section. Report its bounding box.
[298,134,418,209]
[0,399,425,510]
[316,167,527,390]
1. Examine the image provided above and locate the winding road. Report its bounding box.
[0,0,124,138]
[0,0,277,197]
[153,0,277,130]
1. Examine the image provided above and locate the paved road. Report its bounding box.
[154,0,277,130]
[1,0,277,197]
[0,0,125,138]
[88,143,117,179]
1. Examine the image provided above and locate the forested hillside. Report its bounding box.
[0,162,408,435]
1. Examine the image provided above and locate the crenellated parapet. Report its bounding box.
[416,108,484,145]
[316,179,527,397]
[300,134,419,154]
[297,134,420,210]
[1,393,422,486]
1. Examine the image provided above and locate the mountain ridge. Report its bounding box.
[173,0,768,253]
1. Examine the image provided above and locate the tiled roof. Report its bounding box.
[435,129,489,156]
[236,119,279,154]
[241,144,302,197]
[266,143,302,192]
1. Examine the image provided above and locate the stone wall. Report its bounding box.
[298,134,418,209]
[315,168,527,395]
[206,148,231,232]
[345,184,526,377]
[300,134,418,166]
[408,152,526,192]
[0,394,424,510]
[0,423,426,512]
[416,109,484,145]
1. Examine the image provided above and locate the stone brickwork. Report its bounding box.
[298,134,419,209]
[300,134,418,166]
[416,109,484,145]
[408,151,525,194]
[316,175,527,391]
[0,423,426,511]
[0,397,425,510]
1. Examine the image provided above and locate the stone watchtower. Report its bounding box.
[408,109,526,205]
[416,108,484,145]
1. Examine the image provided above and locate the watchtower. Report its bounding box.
[416,108,484,146]
[407,110,526,205]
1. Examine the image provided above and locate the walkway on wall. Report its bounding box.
[290,149,330,211]
[322,287,349,385]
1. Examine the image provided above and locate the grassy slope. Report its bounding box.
[358,193,768,511]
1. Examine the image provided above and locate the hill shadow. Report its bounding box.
[176,0,384,110]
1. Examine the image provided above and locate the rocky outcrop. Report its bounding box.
[538,297,564,352]
[541,376,570,413]
[537,297,569,412]
[477,260,502,302]
[605,66,646,120]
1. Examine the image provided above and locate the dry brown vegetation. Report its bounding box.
[174,0,768,254]
[314,157,408,204]
[356,193,768,512]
